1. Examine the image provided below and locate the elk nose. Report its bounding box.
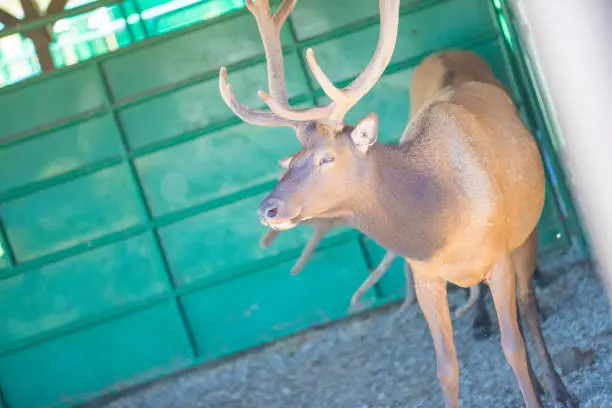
[258,199,282,225]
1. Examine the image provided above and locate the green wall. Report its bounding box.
[0,0,583,406]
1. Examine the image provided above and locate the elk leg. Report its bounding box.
[397,261,417,313]
[454,283,481,317]
[530,266,549,322]
[512,231,576,407]
[518,305,546,398]
[517,281,575,407]
[290,222,333,275]
[488,254,542,408]
[350,251,396,309]
[414,274,459,408]
[260,229,280,248]
[471,283,493,340]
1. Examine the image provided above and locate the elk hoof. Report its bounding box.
[551,384,579,408]
[349,300,367,313]
[290,264,305,275]
[350,292,365,307]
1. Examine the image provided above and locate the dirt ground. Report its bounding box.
[85,259,612,408]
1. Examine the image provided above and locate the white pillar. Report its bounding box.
[511,0,612,303]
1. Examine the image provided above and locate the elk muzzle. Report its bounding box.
[258,198,301,231]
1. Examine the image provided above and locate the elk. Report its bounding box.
[218,0,575,406]
[260,165,484,320]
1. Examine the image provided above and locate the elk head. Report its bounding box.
[219,0,400,231]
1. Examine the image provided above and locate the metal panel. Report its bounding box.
[0,233,168,346]
[135,123,301,216]
[118,54,309,149]
[0,115,122,193]
[0,302,193,408]
[101,12,295,101]
[0,66,105,140]
[2,165,145,262]
[182,239,374,361]
[158,193,343,287]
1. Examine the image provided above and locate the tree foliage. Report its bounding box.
[0,0,72,72]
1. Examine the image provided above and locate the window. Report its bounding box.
[0,0,245,87]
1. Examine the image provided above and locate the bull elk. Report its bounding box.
[218,0,575,407]
[261,149,484,319]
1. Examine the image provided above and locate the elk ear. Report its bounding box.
[350,113,379,154]
[278,154,294,169]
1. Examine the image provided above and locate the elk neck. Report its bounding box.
[347,141,455,261]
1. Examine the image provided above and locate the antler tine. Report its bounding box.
[263,0,400,126]
[221,0,400,129]
[310,0,400,123]
[219,67,296,127]
[245,0,341,125]
[218,0,300,128]
[248,0,296,104]
[272,0,296,33]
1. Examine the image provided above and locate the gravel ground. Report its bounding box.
[94,260,611,408]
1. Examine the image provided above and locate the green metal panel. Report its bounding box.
[0,66,106,140]
[2,165,145,263]
[158,192,352,287]
[0,233,168,346]
[135,124,301,216]
[182,239,375,361]
[119,54,309,149]
[0,115,122,193]
[101,12,295,101]
[0,0,585,406]
[0,302,193,408]
[159,193,306,287]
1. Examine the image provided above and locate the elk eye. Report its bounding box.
[319,155,335,166]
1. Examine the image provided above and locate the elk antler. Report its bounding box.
[219,0,299,128]
[219,0,400,132]
[260,0,400,127]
